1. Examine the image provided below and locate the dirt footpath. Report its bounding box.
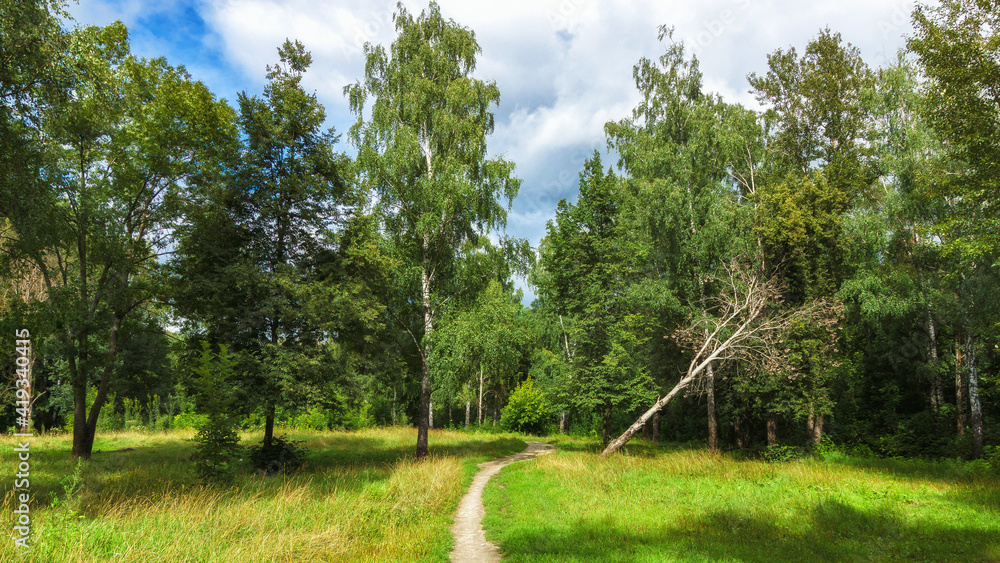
[449,441,555,563]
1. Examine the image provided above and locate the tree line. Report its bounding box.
[1,0,997,463]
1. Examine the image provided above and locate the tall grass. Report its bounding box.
[0,427,524,562]
[484,439,1000,562]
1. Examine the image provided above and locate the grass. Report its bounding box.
[0,427,525,562]
[483,438,1000,562]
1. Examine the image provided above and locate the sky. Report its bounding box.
[66,0,919,304]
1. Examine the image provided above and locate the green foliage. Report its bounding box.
[47,459,86,537]
[247,435,307,475]
[910,0,1000,258]
[501,378,550,434]
[172,412,207,430]
[291,406,329,431]
[123,397,142,431]
[191,342,242,483]
[763,444,807,463]
[345,1,524,456]
[0,15,237,457]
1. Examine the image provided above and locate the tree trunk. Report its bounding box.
[601,404,612,446]
[955,333,965,436]
[767,414,777,447]
[734,416,744,449]
[492,390,499,427]
[263,401,276,449]
[807,404,822,444]
[927,310,941,412]
[70,352,89,459]
[429,399,434,430]
[477,365,484,426]
[651,410,660,442]
[416,258,434,459]
[559,412,568,434]
[707,362,718,452]
[601,374,696,457]
[465,400,470,429]
[73,315,122,459]
[812,414,824,444]
[967,333,983,459]
[392,387,398,426]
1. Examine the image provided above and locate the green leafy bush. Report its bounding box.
[173,412,208,430]
[291,407,329,431]
[501,378,550,434]
[763,444,806,463]
[248,435,307,475]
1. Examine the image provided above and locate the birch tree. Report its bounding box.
[345,2,520,458]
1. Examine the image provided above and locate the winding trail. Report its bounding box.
[449,441,555,563]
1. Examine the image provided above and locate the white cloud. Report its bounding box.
[68,0,918,307]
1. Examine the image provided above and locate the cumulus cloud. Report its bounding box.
[67,0,916,303]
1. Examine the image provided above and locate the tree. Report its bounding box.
[605,27,752,450]
[0,0,68,203]
[192,342,241,483]
[345,2,520,458]
[539,153,657,445]
[430,279,525,427]
[0,22,236,458]
[748,27,876,199]
[601,264,820,457]
[909,0,1000,459]
[910,0,1000,258]
[235,39,353,449]
[745,29,877,444]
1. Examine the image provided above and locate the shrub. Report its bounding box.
[340,402,375,430]
[173,412,208,430]
[501,378,550,435]
[291,407,329,431]
[763,444,806,463]
[191,342,242,483]
[247,435,307,475]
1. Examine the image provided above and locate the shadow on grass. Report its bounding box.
[1,430,526,517]
[499,498,1000,562]
[544,438,710,458]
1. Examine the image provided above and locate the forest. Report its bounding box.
[2,0,999,471]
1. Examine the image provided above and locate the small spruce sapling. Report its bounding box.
[192,342,242,483]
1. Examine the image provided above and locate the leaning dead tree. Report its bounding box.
[601,263,815,457]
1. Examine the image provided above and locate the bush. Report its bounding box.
[173,412,208,430]
[290,407,329,431]
[501,378,550,435]
[763,444,806,463]
[191,342,242,483]
[339,402,375,430]
[247,435,307,475]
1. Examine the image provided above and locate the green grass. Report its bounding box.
[483,438,1000,562]
[0,427,525,562]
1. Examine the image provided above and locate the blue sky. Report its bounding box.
[66,0,917,303]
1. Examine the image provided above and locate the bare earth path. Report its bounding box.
[449,441,555,562]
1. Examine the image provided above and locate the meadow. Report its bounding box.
[483,439,1000,562]
[1,428,999,562]
[0,427,523,562]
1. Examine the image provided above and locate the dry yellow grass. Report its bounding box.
[0,427,523,562]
